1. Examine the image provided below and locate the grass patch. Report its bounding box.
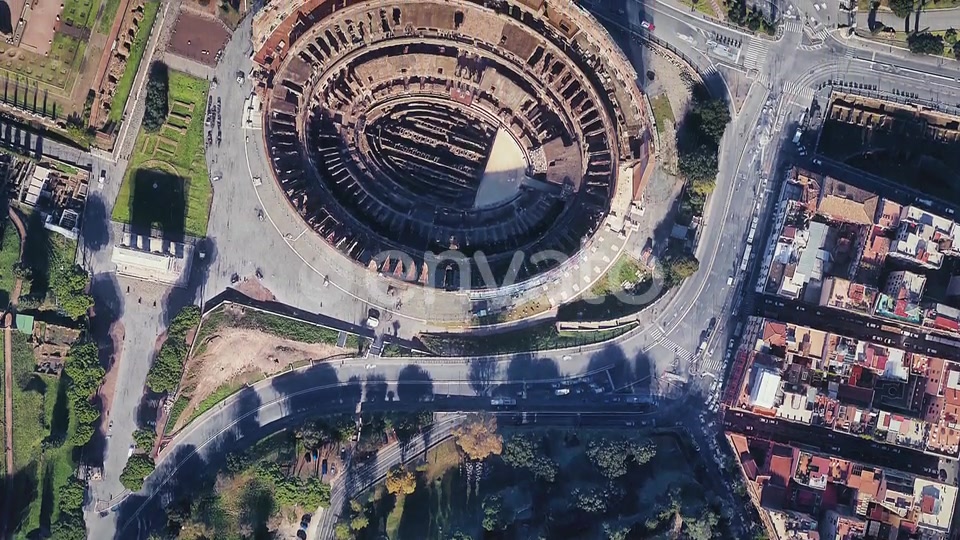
[420,321,638,356]
[49,161,80,176]
[62,0,102,29]
[11,331,48,471]
[681,0,718,17]
[234,310,340,345]
[107,0,160,124]
[649,94,676,135]
[0,220,22,307]
[113,69,211,237]
[179,378,248,429]
[164,393,190,435]
[97,0,123,34]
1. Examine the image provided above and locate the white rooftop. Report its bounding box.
[750,365,781,410]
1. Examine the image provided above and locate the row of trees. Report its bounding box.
[501,434,559,482]
[726,0,776,35]
[120,454,156,491]
[62,342,105,446]
[677,91,731,198]
[143,62,169,132]
[146,305,201,393]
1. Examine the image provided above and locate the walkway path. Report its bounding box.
[1,207,25,538]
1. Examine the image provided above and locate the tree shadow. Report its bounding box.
[0,462,39,536]
[21,209,51,299]
[37,461,55,535]
[86,271,124,466]
[468,357,499,396]
[364,373,388,403]
[505,354,560,382]
[396,364,434,403]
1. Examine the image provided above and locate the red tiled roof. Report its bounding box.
[934,316,960,332]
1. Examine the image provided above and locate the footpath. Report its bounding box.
[1,207,25,538]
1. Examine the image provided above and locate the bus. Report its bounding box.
[880,324,902,335]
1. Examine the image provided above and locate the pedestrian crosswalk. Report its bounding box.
[741,38,767,71]
[782,80,814,104]
[811,27,830,41]
[702,64,719,79]
[648,328,695,362]
[784,20,804,34]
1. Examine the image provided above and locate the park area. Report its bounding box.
[113,69,212,238]
[341,419,730,540]
[163,304,362,435]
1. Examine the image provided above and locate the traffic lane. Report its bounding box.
[753,294,960,362]
[723,410,941,479]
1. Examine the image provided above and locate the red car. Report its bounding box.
[641,20,655,31]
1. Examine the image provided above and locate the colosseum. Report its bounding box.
[252,0,654,291]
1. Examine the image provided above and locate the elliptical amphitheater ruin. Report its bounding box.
[252,0,654,290]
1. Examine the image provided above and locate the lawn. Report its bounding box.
[0,219,22,307]
[107,0,160,124]
[0,34,85,92]
[62,0,102,29]
[11,331,48,472]
[649,93,676,135]
[681,0,718,18]
[97,0,124,34]
[113,69,212,237]
[17,377,76,540]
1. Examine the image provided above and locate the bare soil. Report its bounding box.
[172,325,347,432]
[235,278,276,302]
[96,321,126,426]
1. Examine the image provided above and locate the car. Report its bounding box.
[212,174,222,182]
[624,421,636,426]
[364,364,376,369]
[255,268,263,279]
[554,388,571,396]
[257,209,265,222]
[323,275,330,287]
[551,382,561,388]
[813,158,823,165]
[127,444,135,457]
[640,20,655,31]
[237,71,245,84]
[366,308,381,328]
[99,170,106,185]
[561,354,572,361]
[230,273,240,284]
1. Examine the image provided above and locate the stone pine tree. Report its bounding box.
[143,62,169,132]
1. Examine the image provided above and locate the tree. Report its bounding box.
[49,516,86,540]
[350,514,369,531]
[573,487,608,513]
[133,428,157,450]
[334,523,353,540]
[453,413,502,460]
[603,522,630,540]
[502,434,537,468]
[946,28,958,45]
[143,62,169,132]
[70,423,95,446]
[58,476,86,516]
[481,495,505,531]
[50,264,93,319]
[663,252,700,286]
[63,342,104,402]
[146,306,201,393]
[907,31,945,55]
[678,144,719,186]
[385,465,417,495]
[120,454,156,491]
[692,98,731,145]
[889,0,914,18]
[586,438,657,478]
[683,510,719,540]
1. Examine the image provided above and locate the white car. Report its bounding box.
[561,355,572,361]
[813,3,821,10]
[99,170,106,185]
[364,364,376,369]
[127,444,135,457]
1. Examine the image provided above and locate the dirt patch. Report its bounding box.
[172,324,348,432]
[235,278,277,302]
[96,321,126,425]
[167,10,230,67]
[20,0,60,57]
